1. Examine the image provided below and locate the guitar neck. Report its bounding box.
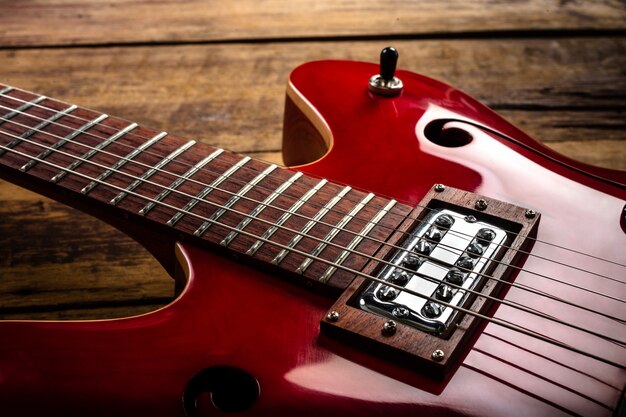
[0,84,414,291]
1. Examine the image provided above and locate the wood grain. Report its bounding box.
[0,1,624,47]
[0,195,174,319]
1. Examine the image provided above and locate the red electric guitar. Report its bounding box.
[0,48,624,416]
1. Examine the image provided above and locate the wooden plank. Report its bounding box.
[0,1,624,47]
[0,38,623,162]
[0,195,174,317]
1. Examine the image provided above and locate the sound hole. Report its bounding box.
[424,119,473,148]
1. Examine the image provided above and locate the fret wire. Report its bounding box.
[246,179,328,256]
[296,192,375,274]
[319,199,397,283]
[193,163,279,237]
[166,156,252,227]
[0,95,48,156]
[0,95,623,281]
[19,105,79,171]
[0,113,622,310]
[0,95,46,126]
[0,86,14,95]
[51,122,138,183]
[272,186,352,265]
[81,131,167,194]
[82,131,167,194]
[21,114,110,173]
[0,140,622,370]
[5,104,77,163]
[139,148,224,216]
[110,139,194,206]
[221,171,304,247]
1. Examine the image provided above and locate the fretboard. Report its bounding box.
[0,84,415,291]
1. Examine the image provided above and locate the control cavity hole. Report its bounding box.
[183,366,260,416]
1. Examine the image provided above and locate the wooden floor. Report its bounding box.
[0,1,624,320]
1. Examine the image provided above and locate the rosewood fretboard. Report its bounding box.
[0,84,415,291]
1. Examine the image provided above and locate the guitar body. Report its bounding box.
[0,60,624,416]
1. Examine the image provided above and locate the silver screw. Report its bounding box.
[475,199,488,210]
[434,184,445,192]
[326,311,340,322]
[382,320,397,335]
[525,209,536,219]
[431,349,445,361]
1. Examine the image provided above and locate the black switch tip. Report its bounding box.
[380,47,399,81]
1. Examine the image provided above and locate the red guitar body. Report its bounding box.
[1,60,624,416]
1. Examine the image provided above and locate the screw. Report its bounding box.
[326,311,340,322]
[475,199,488,210]
[382,320,397,335]
[525,209,536,219]
[434,184,445,192]
[431,349,445,361]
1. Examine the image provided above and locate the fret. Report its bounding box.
[193,163,278,237]
[139,148,224,216]
[0,95,46,125]
[18,105,79,170]
[319,199,397,283]
[0,86,14,95]
[80,132,166,194]
[295,192,375,275]
[110,139,195,205]
[272,185,352,265]
[22,114,109,172]
[0,95,48,156]
[221,171,304,247]
[168,156,253,227]
[246,179,327,256]
[51,122,138,183]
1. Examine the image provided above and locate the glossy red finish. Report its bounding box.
[1,60,625,416]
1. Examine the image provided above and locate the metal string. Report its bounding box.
[0,140,623,370]
[3,117,625,342]
[0,102,623,298]
[0,115,624,317]
[0,113,624,328]
[1,91,624,272]
[0,93,624,282]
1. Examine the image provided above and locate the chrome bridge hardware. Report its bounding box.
[320,185,540,378]
[359,208,507,335]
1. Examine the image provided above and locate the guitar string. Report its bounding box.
[0,140,623,371]
[1,93,625,279]
[0,131,624,348]
[2,119,624,342]
[0,102,623,296]
[0,116,624,320]
[1,90,625,271]
[0,117,624,316]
